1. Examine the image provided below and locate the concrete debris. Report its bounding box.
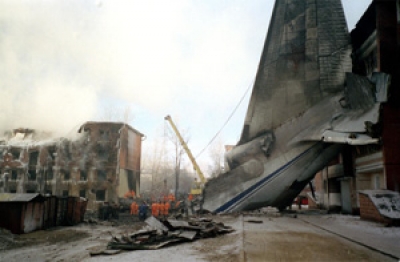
[91,216,234,255]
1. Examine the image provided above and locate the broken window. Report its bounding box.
[63,170,70,180]
[80,170,87,181]
[63,143,72,160]
[83,128,91,142]
[99,129,109,140]
[79,189,86,198]
[11,149,20,160]
[96,144,109,159]
[48,147,56,161]
[62,190,69,197]
[29,151,39,167]
[26,190,35,193]
[46,168,53,180]
[11,170,18,180]
[97,170,107,180]
[10,189,16,193]
[96,190,105,201]
[28,170,36,181]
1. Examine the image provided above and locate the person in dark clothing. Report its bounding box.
[139,202,149,221]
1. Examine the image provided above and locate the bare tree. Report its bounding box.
[140,126,171,200]
[141,120,196,201]
[97,103,135,123]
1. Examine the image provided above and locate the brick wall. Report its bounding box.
[359,193,391,224]
[307,195,318,209]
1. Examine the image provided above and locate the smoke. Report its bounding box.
[0,0,271,141]
[0,1,100,136]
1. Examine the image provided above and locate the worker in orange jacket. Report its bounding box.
[164,201,170,217]
[124,190,136,198]
[130,201,138,215]
[159,202,165,217]
[188,193,193,201]
[151,202,158,217]
[168,194,174,202]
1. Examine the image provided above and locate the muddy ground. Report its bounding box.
[0,213,240,262]
[0,211,397,262]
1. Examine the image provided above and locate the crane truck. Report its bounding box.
[164,115,206,195]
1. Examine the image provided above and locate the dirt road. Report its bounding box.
[0,212,397,261]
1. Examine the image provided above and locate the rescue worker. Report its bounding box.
[139,202,149,221]
[171,194,176,202]
[124,190,136,199]
[134,202,139,215]
[159,202,165,218]
[151,202,158,217]
[130,201,138,215]
[164,201,170,217]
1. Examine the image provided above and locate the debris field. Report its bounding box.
[91,216,234,256]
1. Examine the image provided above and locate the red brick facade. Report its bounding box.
[359,193,392,224]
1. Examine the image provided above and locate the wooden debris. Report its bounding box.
[94,216,234,255]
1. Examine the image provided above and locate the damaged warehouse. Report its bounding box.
[0,121,144,211]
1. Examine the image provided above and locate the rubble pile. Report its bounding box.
[93,216,234,254]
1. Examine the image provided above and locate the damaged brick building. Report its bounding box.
[311,0,400,215]
[0,121,144,210]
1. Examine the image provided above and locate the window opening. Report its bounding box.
[96,190,105,201]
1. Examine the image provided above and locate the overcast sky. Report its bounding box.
[0,0,371,173]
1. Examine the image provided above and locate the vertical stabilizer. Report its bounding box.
[240,0,351,144]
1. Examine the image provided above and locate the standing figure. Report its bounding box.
[130,201,137,215]
[139,202,149,221]
[151,202,158,217]
[164,201,170,217]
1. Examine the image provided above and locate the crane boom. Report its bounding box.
[164,115,206,184]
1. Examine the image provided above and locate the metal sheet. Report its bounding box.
[0,193,44,202]
[166,219,202,230]
[178,230,197,240]
[145,216,168,231]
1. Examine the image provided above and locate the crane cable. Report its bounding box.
[195,78,254,159]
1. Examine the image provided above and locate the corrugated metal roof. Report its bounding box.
[0,193,44,202]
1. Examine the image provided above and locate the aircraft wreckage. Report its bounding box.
[202,0,390,213]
